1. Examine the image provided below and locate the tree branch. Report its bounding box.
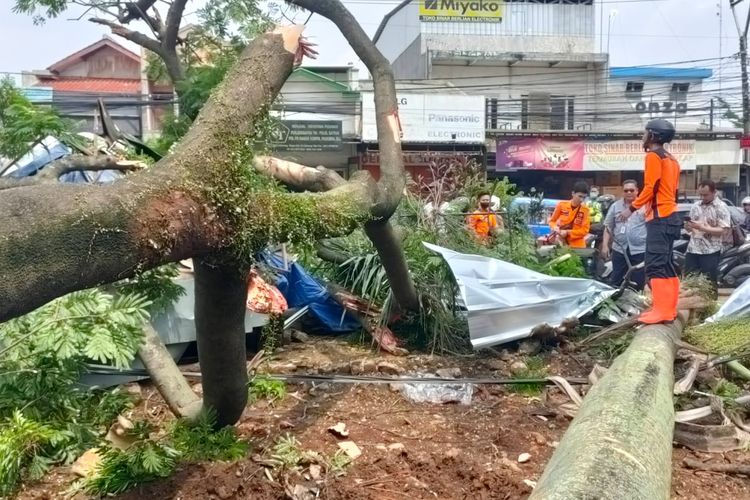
[36,155,146,181]
[288,0,404,217]
[89,17,163,55]
[118,0,159,23]
[0,156,145,190]
[164,0,189,50]
[286,0,418,311]
[252,156,346,192]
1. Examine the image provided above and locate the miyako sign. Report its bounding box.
[419,0,503,23]
[361,93,486,144]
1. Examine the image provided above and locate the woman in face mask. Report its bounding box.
[467,190,503,243]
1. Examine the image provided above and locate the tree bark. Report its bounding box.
[193,259,249,427]
[530,315,687,500]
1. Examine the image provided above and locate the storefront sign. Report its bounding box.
[496,138,584,171]
[496,138,698,171]
[419,0,504,22]
[633,101,688,114]
[361,93,485,144]
[584,140,695,171]
[271,120,342,152]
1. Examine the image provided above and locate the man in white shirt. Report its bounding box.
[685,180,731,286]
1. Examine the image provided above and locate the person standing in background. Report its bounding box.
[602,180,647,290]
[685,180,731,287]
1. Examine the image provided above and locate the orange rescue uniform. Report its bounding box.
[631,149,681,220]
[467,211,498,241]
[549,201,591,249]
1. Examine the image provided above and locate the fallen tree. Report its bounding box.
[0,1,417,426]
[530,314,688,500]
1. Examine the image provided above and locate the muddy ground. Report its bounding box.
[17,338,750,500]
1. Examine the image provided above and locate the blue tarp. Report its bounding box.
[264,252,360,333]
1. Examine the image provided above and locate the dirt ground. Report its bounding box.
[16,338,750,500]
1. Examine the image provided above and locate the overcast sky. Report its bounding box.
[0,0,748,83]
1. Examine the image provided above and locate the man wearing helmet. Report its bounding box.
[742,196,750,232]
[618,119,682,324]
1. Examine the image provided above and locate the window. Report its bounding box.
[671,83,690,101]
[520,95,574,130]
[625,81,644,97]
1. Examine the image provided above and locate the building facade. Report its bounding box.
[268,65,361,178]
[370,0,744,201]
[21,37,172,138]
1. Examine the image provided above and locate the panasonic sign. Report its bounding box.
[361,93,486,144]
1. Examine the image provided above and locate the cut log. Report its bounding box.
[137,324,202,421]
[530,314,687,500]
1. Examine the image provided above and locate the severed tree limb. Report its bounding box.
[36,155,145,181]
[727,360,750,381]
[0,26,310,323]
[252,156,346,192]
[684,458,750,476]
[531,313,688,500]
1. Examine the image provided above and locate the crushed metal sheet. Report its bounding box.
[424,243,614,349]
[707,278,750,322]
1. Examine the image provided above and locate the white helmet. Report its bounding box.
[743,196,750,206]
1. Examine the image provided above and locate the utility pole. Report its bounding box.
[731,0,750,198]
[730,0,750,138]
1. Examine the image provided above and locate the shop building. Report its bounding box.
[370,0,744,201]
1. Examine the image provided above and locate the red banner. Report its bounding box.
[496,138,584,171]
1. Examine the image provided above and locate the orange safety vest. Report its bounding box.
[631,148,681,221]
[549,201,591,249]
[467,211,498,240]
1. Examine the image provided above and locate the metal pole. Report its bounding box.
[730,0,750,164]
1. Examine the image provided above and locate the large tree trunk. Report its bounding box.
[530,315,687,500]
[194,259,249,427]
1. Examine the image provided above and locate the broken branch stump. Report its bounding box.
[530,314,687,500]
[683,458,750,476]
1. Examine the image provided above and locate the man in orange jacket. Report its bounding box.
[467,191,502,243]
[549,181,592,248]
[618,119,682,324]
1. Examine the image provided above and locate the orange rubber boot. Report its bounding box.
[668,277,680,321]
[639,278,675,324]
